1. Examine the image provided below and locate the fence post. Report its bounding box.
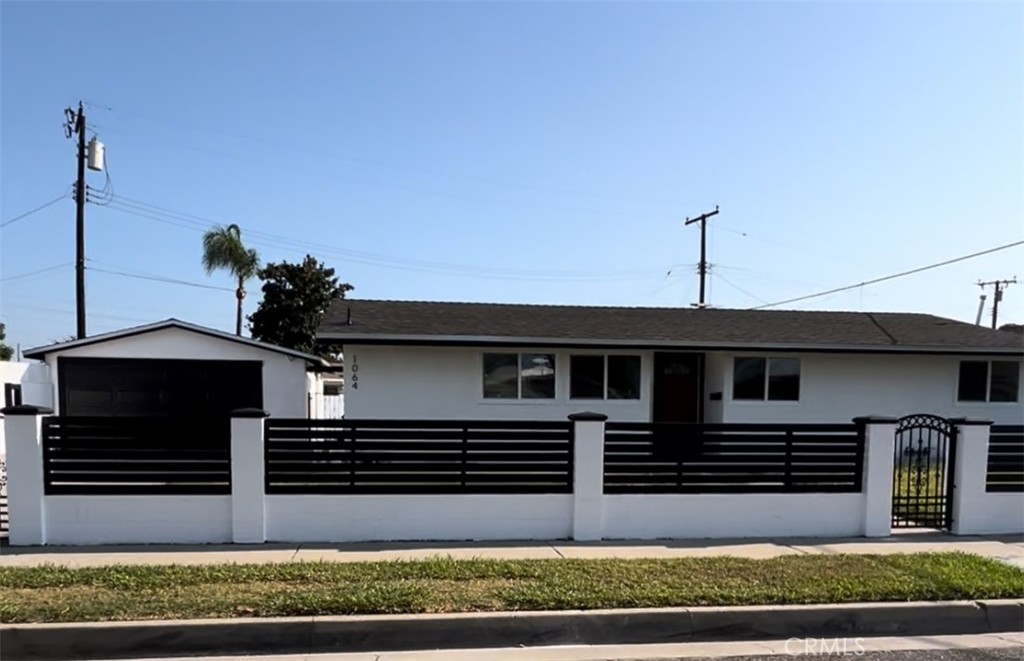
[854,416,898,538]
[231,408,268,544]
[949,419,992,536]
[569,412,607,541]
[1,405,52,546]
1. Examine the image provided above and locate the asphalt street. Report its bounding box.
[123,633,1024,661]
[624,649,1024,661]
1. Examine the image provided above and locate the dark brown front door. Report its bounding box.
[652,353,702,423]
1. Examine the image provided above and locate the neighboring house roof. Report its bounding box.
[23,319,329,365]
[318,299,1024,355]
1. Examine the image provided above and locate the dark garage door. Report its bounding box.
[58,357,263,418]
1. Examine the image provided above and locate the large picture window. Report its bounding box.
[733,357,800,401]
[569,355,641,400]
[958,361,1020,403]
[483,353,556,399]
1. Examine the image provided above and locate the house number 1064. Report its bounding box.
[350,355,358,390]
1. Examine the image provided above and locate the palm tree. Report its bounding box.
[202,224,259,336]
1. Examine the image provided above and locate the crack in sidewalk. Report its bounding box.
[547,542,566,558]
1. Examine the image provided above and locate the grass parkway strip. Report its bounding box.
[1,552,1021,624]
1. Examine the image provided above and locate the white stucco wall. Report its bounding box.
[343,345,1022,425]
[344,345,654,420]
[1,362,53,454]
[603,494,864,539]
[0,362,53,409]
[703,352,727,423]
[42,328,310,418]
[44,496,232,544]
[716,352,1024,425]
[265,495,573,542]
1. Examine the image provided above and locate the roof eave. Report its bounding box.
[317,332,1024,356]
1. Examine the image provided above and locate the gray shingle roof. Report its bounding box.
[318,300,1024,353]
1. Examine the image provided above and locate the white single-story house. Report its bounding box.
[318,300,1024,425]
[18,319,328,419]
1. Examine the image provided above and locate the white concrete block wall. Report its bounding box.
[45,496,232,545]
[5,410,1017,545]
[860,418,898,537]
[603,494,864,539]
[231,414,267,543]
[3,409,48,545]
[265,495,573,542]
[951,422,1024,535]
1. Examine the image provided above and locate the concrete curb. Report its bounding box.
[1,600,1022,661]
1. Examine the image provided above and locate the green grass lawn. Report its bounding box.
[1,552,1021,624]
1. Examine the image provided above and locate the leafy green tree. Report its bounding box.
[0,322,13,361]
[249,255,353,356]
[202,224,260,336]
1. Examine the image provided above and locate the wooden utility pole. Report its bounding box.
[977,278,1017,329]
[64,102,87,339]
[684,205,720,307]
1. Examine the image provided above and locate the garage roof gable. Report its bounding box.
[23,319,328,366]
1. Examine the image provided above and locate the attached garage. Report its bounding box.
[24,319,325,419]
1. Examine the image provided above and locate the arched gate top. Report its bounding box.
[896,413,952,435]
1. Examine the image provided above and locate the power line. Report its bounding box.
[9,303,151,324]
[106,194,633,276]
[1,263,73,283]
[96,194,660,282]
[93,113,680,208]
[752,241,1024,310]
[88,263,236,292]
[0,194,69,229]
[713,272,768,305]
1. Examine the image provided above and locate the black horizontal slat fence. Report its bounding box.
[42,417,231,495]
[987,425,1024,493]
[264,418,573,494]
[604,422,864,494]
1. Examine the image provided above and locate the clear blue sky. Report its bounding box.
[2,2,1022,350]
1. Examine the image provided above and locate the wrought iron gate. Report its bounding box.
[892,414,957,530]
[0,452,7,534]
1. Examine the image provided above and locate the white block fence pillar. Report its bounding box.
[1,405,52,546]
[854,416,898,537]
[949,419,993,536]
[230,408,268,544]
[569,412,607,541]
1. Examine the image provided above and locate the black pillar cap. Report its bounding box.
[231,408,270,418]
[568,412,609,422]
[949,418,994,426]
[852,415,899,425]
[0,405,54,416]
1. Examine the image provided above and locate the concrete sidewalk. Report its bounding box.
[1,532,1022,568]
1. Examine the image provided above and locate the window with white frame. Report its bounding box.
[482,353,556,399]
[957,360,1020,403]
[569,355,641,400]
[733,357,800,401]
